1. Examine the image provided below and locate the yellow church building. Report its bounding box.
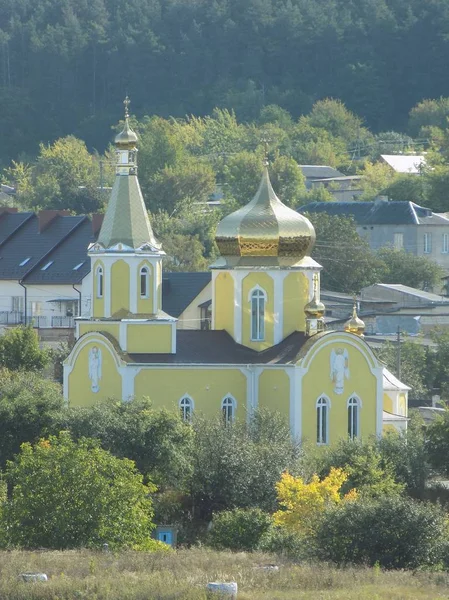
[64,101,409,443]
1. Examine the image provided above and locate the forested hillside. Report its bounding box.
[1,0,449,164]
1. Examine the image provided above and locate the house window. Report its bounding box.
[41,261,54,271]
[96,266,104,298]
[12,296,24,312]
[179,396,193,422]
[393,233,403,250]
[30,301,42,316]
[140,267,149,298]
[19,257,31,266]
[251,288,266,341]
[222,396,236,424]
[443,234,449,254]
[347,396,360,439]
[316,396,329,445]
[424,233,432,254]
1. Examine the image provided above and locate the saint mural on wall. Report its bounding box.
[330,348,349,395]
[88,346,102,393]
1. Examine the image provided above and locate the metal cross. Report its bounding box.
[124,96,131,118]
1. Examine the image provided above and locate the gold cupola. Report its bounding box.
[344,303,365,336]
[215,162,315,267]
[114,96,138,149]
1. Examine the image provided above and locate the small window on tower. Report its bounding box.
[96,266,104,298]
[140,267,149,298]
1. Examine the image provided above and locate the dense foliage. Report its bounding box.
[208,508,272,552]
[2,432,156,549]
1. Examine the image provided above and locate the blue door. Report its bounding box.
[158,531,173,545]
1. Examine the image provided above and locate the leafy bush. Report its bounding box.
[258,526,307,561]
[0,326,49,371]
[208,508,272,551]
[2,431,155,550]
[314,495,448,569]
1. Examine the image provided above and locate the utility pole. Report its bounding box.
[396,325,401,380]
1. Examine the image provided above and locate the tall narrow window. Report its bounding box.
[347,397,360,439]
[179,397,193,422]
[393,233,403,250]
[140,266,149,297]
[222,396,235,424]
[96,266,104,298]
[316,397,329,445]
[443,234,449,254]
[251,288,266,341]
[424,232,432,254]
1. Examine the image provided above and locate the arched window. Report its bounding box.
[347,396,360,439]
[251,288,266,341]
[316,396,329,445]
[179,396,193,422]
[96,266,104,299]
[140,266,149,298]
[222,396,236,424]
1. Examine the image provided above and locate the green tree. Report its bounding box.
[305,212,384,293]
[357,160,396,201]
[383,173,426,203]
[0,326,49,372]
[376,247,443,291]
[408,97,449,137]
[2,432,155,550]
[0,369,63,468]
[208,508,272,551]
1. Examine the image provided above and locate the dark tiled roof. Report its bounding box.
[162,272,211,318]
[127,330,306,365]
[24,218,94,284]
[300,166,345,179]
[0,214,86,280]
[299,200,445,226]
[0,211,33,245]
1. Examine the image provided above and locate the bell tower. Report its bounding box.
[88,97,165,319]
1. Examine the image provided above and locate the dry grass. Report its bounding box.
[0,548,447,599]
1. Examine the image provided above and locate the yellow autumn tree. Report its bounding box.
[273,468,357,535]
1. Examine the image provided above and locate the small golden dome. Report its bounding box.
[305,292,325,318]
[215,166,315,264]
[344,304,365,336]
[115,96,138,148]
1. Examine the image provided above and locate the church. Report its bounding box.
[63,101,409,443]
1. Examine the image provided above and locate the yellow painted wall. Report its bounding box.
[177,282,211,330]
[68,339,122,407]
[383,393,393,413]
[399,393,407,416]
[92,260,105,318]
[214,272,234,337]
[137,261,154,314]
[301,340,377,445]
[127,323,172,353]
[383,424,397,434]
[258,369,290,416]
[111,260,130,315]
[283,272,308,337]
[134,368,246,418]
[79,322,120,340]
[242,272,274,351]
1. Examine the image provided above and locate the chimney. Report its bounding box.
[38,210,70,233]
[92,213,104,237]
[0,207,18,216]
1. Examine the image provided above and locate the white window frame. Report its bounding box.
[249,286,267,341]
[179,395,194,422]
[424,232,432,254]
[221,395,236,424]
[316,396,330,445]
[347,395,361,440]
[443,233,449,254]
[393,232,403,250]
[140,266,150,298]
[96,266,104,299]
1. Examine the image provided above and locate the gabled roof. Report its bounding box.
[162,272,211,318]
[383,368,411,391]
[0,214,87,281]
[367,284,449,304]
[300,165,345,179]
[381,154,425,174]
[24,218,95,285]
[299,200,446,226]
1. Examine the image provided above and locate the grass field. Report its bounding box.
[0,548,448,599]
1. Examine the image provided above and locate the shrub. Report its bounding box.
[0,325,49,371]
[314,495,448,569]
[2,431,155,550]
[208,508,272,551]
[258,525,307,561]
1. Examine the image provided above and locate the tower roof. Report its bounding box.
[94,98,161,253]
[215,165,315,267]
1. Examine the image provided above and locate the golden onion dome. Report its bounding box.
[115,96,138,148]
[344,304,365,336]
[215,166,315,264]
[305,292,326,318]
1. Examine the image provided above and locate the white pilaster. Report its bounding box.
[374,366,384,437]
[233,271,245,344]
[130,264,138,313]
[290,366,303,440]
[104,261,112,317]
